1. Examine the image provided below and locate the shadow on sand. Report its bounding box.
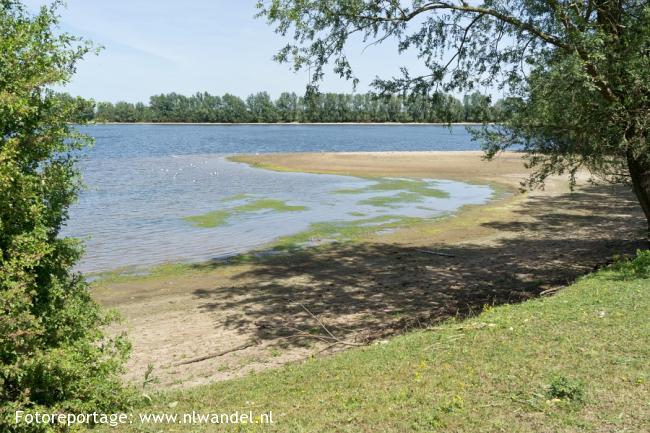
[190,184,648,348]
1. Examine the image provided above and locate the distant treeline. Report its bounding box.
[62,91,516,124]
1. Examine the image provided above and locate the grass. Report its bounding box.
[97,251,649,432]
[184,199,308,228]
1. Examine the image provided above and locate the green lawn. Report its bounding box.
[104,251,649,432]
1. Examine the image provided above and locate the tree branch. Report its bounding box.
[359,1,572,51]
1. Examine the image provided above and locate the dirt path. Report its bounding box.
[93,151,647,389]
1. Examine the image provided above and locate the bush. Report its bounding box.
[545,376,585,403]
[0,2,133,431]
[612,249,650,279]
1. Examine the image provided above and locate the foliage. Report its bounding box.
[257,0,650,229]
[89,90,503,123]
[0,2,132,431]
[545,375,586,404]
[612,249,650,279]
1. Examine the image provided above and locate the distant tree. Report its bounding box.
[258,0,650,230]
[275,91,299,122]
[149,94,173,121]
[91,90,501,124]
[440,94,465,123]
[0,2,132,431]
[113,101,137,122]
[134,101,151,122]
[94,101,114,122]
[462,92,492,122]
[246,91,279,122]
[221,93,249,122]
[73,96,96,122]
[405,94,430,122]
[491,97,522,122]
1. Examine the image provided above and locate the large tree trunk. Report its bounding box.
[626,148,650,234]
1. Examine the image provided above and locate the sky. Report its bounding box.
[23,1,494,103]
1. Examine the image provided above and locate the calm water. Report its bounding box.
[77,124,482,158]
[63,125,492,273]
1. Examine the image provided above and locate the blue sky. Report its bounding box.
[24,1,493,103]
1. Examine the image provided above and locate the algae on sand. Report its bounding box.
[359,192,424,208]
[273,215,426,250]
[185,199,308,228]
[335,178,450,199]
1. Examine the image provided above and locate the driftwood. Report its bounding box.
[285,301,364,347]
[173,340,258,366]
[540,286,562,296]
[417,249,455,258]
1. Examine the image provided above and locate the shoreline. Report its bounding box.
[83,121,489,126]
[93,151,646,390]
[229,151,528,188]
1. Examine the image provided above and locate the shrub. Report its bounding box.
[545,376,585,403]
[612,249,650,279]
[0,2,133,431]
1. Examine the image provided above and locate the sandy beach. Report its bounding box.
[93,151,647,388]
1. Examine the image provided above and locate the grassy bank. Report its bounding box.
[102,251,649,432]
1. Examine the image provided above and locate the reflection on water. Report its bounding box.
[63,155,492,273]
[61,125,493,273]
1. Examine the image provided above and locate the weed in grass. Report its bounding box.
[545,375,586,404]
[412,412,445,429]
[611,249,650,279]
[439,395,465,413]
[142,363,157,390]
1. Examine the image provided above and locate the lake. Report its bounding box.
[63,124,493,273]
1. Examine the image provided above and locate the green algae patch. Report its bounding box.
[335,178,449,199]
[185,199,308,228]
[273,215,426,250]
[184,210,230,228]
[359,192,424,208]
[235,199,307,213]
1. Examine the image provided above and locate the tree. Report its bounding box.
[221,93,249,122]
[54,93,95,123]
[113,101,138,122]
[462,92,492,122]
[258,0,650,231]
[246,91,279,122]
[95,101,116,122]
[0,2,131,431]
[275,91,299,122]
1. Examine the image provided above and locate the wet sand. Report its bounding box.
[93,151,647,388]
